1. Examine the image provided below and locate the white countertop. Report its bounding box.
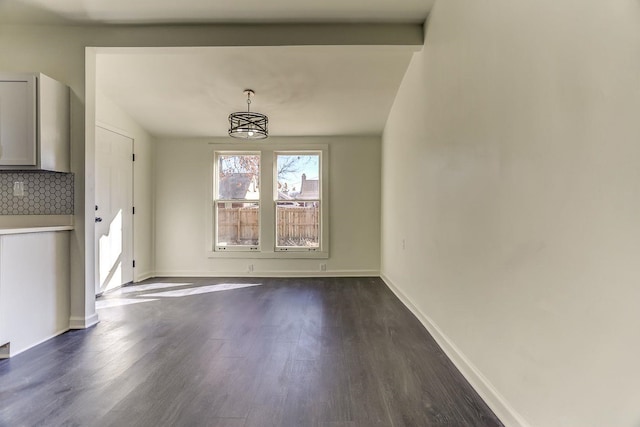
[0,215,74,235]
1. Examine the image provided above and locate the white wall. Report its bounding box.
[155,136,381,276]
[0,25,94,328]
[0,232,70,356]
[382,1,640,426]
[96,91,155,281]
[0,23,415,327]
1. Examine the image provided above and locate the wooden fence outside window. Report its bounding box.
[217,205,319,247]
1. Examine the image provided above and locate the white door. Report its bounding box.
[95,126,134,296]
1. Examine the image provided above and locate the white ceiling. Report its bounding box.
[97,46,416,138]
[0,0,434,24]
[3,0,433,138]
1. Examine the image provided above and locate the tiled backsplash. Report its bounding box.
[0,172,74,215]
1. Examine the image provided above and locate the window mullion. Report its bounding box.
[260,150,275,251]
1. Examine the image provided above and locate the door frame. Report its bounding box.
[94,122,135,296]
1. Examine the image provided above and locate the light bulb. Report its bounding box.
[247,131,254,136]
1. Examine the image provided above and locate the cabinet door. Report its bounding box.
[0,77,36,166]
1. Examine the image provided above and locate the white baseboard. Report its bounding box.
[134,271,155,283]
[69,313,100,329]
[4,327,69,358]
[0,342,10,359]
[380,273,530,427]
[151,270,379,278]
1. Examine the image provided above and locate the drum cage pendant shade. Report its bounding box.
[228,89,268,139]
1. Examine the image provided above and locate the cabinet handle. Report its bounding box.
[95,217,103,223]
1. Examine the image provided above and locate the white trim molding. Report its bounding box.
[0,342,10,359]
[2,327,69,358]
[380,273,531,427]
[134,271,155,283]
[69,313,100,330]
[152,270,379,278]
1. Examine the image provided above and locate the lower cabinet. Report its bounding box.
[0,231,70,356]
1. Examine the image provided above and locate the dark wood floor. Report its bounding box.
[0,277,502,427]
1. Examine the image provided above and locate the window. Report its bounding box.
[214,152,260,251]
[210,145,328,258]
[275,152,321,250]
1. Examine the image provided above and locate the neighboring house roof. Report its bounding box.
[278,191,293,200]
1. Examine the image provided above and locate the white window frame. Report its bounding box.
[274,151,322,252]
[213,151,261,252]
[206,143,329,259]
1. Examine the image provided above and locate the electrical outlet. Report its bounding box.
[320,263,327,272]
[13,182,24,197]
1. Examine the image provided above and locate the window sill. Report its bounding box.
[207,250,329,259]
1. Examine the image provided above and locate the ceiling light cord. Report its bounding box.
[245,89,254,112]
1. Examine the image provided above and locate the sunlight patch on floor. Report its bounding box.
[116,282,195,295]
[96,298,158,309]
[143,282,263,298]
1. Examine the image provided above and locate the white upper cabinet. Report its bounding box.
[0,75,35,166]
[0,73,70,172]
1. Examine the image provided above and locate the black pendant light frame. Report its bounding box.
[228,89,268,140]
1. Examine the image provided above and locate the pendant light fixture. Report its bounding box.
[228,89,268,140]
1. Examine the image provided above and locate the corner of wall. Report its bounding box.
[380,273,529,427]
